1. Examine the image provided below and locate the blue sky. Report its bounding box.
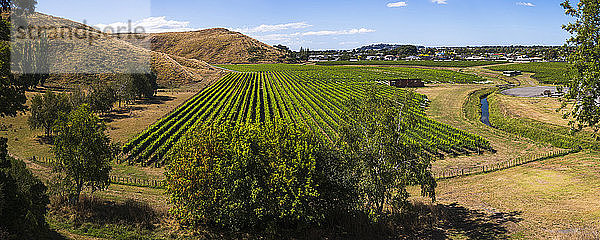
[37,0,572,50]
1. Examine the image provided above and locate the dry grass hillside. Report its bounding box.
[144,28,286,64]
[19,13,225,88]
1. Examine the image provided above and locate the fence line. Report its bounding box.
[25,156,164,189]
[432,148,580,180]
[20,148,580,189]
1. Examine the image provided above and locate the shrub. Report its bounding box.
[165,122,356,230]
[0,138,50,239]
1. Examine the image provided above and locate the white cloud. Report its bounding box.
[516,2,535,7]
[234,22,312,33]
[432,0,447,4]
[301,28,376,36]
[95,16,196,33]
[387,1,408,7]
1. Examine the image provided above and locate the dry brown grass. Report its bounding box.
[24,13,225,88]
[494,93,572,128]
[410,150,600,239]
[144,28,285,64]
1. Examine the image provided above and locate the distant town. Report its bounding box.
[275,44,568,63]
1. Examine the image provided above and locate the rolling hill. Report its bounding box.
[16,13,227,87]
[144,28,286,64]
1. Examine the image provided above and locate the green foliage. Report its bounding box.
[52,104,116,202]
[486,62,570,84]
[165,122,355,230]
[0,142,50,239]
[338,89,436,218]
[562,0,600,137]
[316,60,505,67]
[88,83,117,114]
[28,90,71,136]
[0,21,26,117]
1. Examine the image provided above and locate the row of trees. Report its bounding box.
[28,72,158,138]
[0,1,54,239]
[165,90,437,231]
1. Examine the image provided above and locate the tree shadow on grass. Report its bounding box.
[309,202,522,240]
[50,195,163,231]
[408,202,522,240]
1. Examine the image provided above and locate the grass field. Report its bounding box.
[486,62,570,85]
[488,93,600,150]
[410,150,600,239]
[316,60,506,67]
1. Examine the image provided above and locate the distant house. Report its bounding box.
[349,58,359,62]
[389,79,425,88]
[404,56,421,61]
[308,55,326,62]
[466,56,486,61]
[503,70,522,77]
[366,55,379,61]
[384,55,397,61]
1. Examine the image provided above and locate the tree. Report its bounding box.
[28,90,71,137]
[562,0,600,139]
[0,150,49,239]
[88,83,117,114]
[165,122,355,230]
[52,104,115,202]
[0,22,26,117]
[337,88,436,219]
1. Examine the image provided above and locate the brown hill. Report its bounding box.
[16,13,226,88]
[145,28,286,64]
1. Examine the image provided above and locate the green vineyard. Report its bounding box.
[486,62,570,84]
[221,64,488,84]
[122,66,492,166]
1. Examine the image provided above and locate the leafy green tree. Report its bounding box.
[0,24,26,117]
[562,0,600,139]
[337,88,436,218]
[52,104,115,202]
[165,122,355,230]
[0,151,49,239]
[131,72,157,99]
[28,90,71,137]
[88,83,117,114]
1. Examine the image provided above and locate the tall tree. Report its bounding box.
[562,0,600,139]
[52,104,116,202]
[28,90,71,137]
[337,88,436,218]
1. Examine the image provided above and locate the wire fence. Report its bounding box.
[21,148,580,189]
[433,148,580,180]
[27,156,164,189]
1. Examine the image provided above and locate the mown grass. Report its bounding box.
[410,150,600,239]
[487,93,600,150]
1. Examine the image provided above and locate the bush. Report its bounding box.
[165,122,356,231]
[0,138,50,239]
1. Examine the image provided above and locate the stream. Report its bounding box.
[480,97,491,127]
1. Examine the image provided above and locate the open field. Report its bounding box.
[486,62,570,85]
[488,92,600,150]
[410,150,600,239]
[316,60,506,67]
